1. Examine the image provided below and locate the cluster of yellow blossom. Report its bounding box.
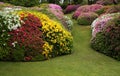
[42,42,53,59]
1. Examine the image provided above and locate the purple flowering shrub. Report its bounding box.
[77,12,98,25]
[91,13,120,60]
[73,4,103,19]
[96,0,116,5]
[64,5,80,14]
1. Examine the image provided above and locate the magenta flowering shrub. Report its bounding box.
[49,4,62,11]
[64,5,80,14]
[77,12,98,25]
[91,13,120,60]
[73,4,103,19]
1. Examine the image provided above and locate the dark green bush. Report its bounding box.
[7,0,40,7]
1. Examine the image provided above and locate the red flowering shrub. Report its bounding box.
[64,5,80,14]
[9,13,44,61]
[73,4,103,19]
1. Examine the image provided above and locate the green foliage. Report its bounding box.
[9,0,40,7]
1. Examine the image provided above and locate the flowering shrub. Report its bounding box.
[0,10,73,61]
[77,12,98,25]
[96,0,116,5]
[91,13,120,37]
[73,4,103,19]
[91,13,120,60]
[64,5,80,14]
[106,5,120,14]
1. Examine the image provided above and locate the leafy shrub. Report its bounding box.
[64,5,80,14]
[73,4,103,19]
[91,13,120,60]
[77,12,98,25]
[9,0,40,7]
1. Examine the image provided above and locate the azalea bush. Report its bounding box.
[77,12,98,25]
[0,10,73,61]
[91,13,120,60]
[96,0,117,5]
[64,5,80,14]
[106,5,120,14]
[73,4,103,19]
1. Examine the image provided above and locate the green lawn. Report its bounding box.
[0,14,120,76]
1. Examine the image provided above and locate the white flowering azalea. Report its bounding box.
[91,13,120,37]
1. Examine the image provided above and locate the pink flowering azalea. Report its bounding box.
[73,4,103,19]
[91,13,120,37]
[49,4,62,10]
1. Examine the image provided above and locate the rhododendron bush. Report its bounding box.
[91,13,120,60]
[73,4,103,19]
[77,12,98,25]
[64,5,80,14]
[0,10,73,61]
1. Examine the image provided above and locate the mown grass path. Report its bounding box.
[0,14,120,76]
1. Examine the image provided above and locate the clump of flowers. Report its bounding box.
[91,13,120,60]
[64,5,80,14]
[0,10,73,61]
[91,13,120,37]
[73,4,103,19]
[77,12,98,25]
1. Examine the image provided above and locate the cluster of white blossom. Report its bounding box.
[64,16,73,30]
[0,11,22,31]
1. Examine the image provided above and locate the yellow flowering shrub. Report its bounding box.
[16,10,73,59]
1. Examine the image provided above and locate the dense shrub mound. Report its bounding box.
[106,5,120,14]
[77,12,98,25]
[91,13,120,60]
[64,5,80,14]
[96,0,118,5]
[0,11,73,61]
[73,4,103,19]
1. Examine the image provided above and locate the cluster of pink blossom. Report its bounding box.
[91,13,120,37]
[49,4,63,11]
[48,4,64,20]
[64,5,80,14]
[0,2,4,4]
[73,4,103,19]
